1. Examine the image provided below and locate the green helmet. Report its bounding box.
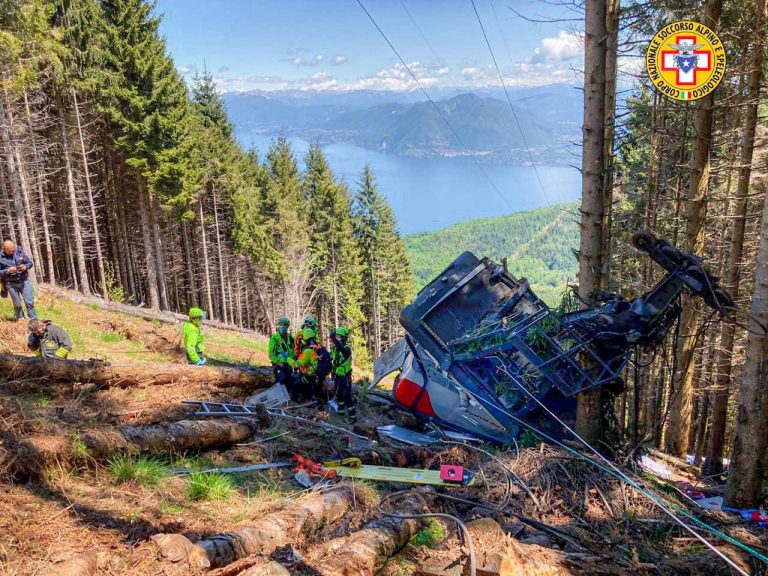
[303,327,317,341]
[335,326,350,338]
[189,307,205,319]
[278,316,290,326]
[303,316,317,329]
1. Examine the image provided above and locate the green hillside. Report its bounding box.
[405,202,580,305]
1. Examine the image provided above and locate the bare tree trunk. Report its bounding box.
[57,94,91,295]
[138,179,160,309]
[600,0,620,285]
[72,88,107,298]
[664,0,723,457]
[198,198,215,317]
[725,182,768,507]
[212,184,228,323]
[149,192,169,310]
[22,89,54,282]
[704,2,766,476]
[576,0,609,444]
[181,219,198,308]
[0,91,35,280]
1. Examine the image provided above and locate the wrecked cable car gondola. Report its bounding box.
[372,230,735,444]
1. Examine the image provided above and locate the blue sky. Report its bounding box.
[155,0,585,93]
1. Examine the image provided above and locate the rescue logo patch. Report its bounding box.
[645,20,726,101]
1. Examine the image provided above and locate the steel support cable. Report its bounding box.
[476,364,765,573]
[354,0,516,214]
[469,0,550,204]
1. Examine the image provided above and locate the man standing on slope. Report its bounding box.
[330,326,355,423]
[269,316,296,386]
[27,319,73,359]
[183,308,207,365]
[0,239,36,321]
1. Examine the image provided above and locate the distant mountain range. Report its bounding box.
[222,85,582,165]
[405,201,580,305]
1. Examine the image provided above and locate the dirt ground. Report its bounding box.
[1,290,767,576]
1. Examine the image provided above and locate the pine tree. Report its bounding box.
[353,165,413,359]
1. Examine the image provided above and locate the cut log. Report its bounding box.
[209,557,288,576]
[150,485,356,570]
[15,418,266,475]
[0,353,273,389]
[301,494,423,576]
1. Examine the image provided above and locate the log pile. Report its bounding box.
[0,353,273,389]
[147,485,358,572]
[300,494,423,576]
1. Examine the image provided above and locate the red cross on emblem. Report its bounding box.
[661,35,712,86]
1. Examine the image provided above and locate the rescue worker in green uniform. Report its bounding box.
[291,327,319,401]
[183,308,207,365]
[269,316,295,386]
[293,316,318,358]
[330,326,355,422]
[27,319,73,359]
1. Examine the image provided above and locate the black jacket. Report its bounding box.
[28,322,73,359]
[0,246,33,283]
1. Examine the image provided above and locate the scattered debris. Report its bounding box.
[245,383,291,408]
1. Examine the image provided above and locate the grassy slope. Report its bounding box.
[0,288,269,366]
[405,202,579,306]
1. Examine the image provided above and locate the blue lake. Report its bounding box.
[237,130,581,234]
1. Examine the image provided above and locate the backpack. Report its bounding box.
[313,344,333,379]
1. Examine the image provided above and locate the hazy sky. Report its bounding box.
[155,0,585,92]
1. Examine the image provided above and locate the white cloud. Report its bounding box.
[531,30,583,63]
[291,54,326,67]
[338,62,451,91]
[331,55,348,66]
[213,74,289,91]
[299,72,339,90]
[178,65,194,75]
[460,66,488,81]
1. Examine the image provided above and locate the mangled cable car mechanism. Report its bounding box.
[373,230,734,444]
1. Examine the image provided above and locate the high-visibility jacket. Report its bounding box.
[331,342,352,376]
[269,332,295,364]
[27,322,72,359]
[297,345,319,376]
[182,320,205,363]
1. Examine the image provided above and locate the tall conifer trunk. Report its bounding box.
[665,0,723,457]
[704,0,766,475]
[576,0,609,444]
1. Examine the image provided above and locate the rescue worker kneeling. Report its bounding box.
[269,316,295,386]
[27,319,73,359]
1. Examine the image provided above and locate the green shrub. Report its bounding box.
[71,438,89,459]
[186,472,234,501]
[108,456,168,487]
[100,331,123,343]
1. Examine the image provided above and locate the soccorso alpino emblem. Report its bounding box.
[645,20,726,102]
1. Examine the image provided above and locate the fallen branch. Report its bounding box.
[0,353,273,389]
[149,485,357,570]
